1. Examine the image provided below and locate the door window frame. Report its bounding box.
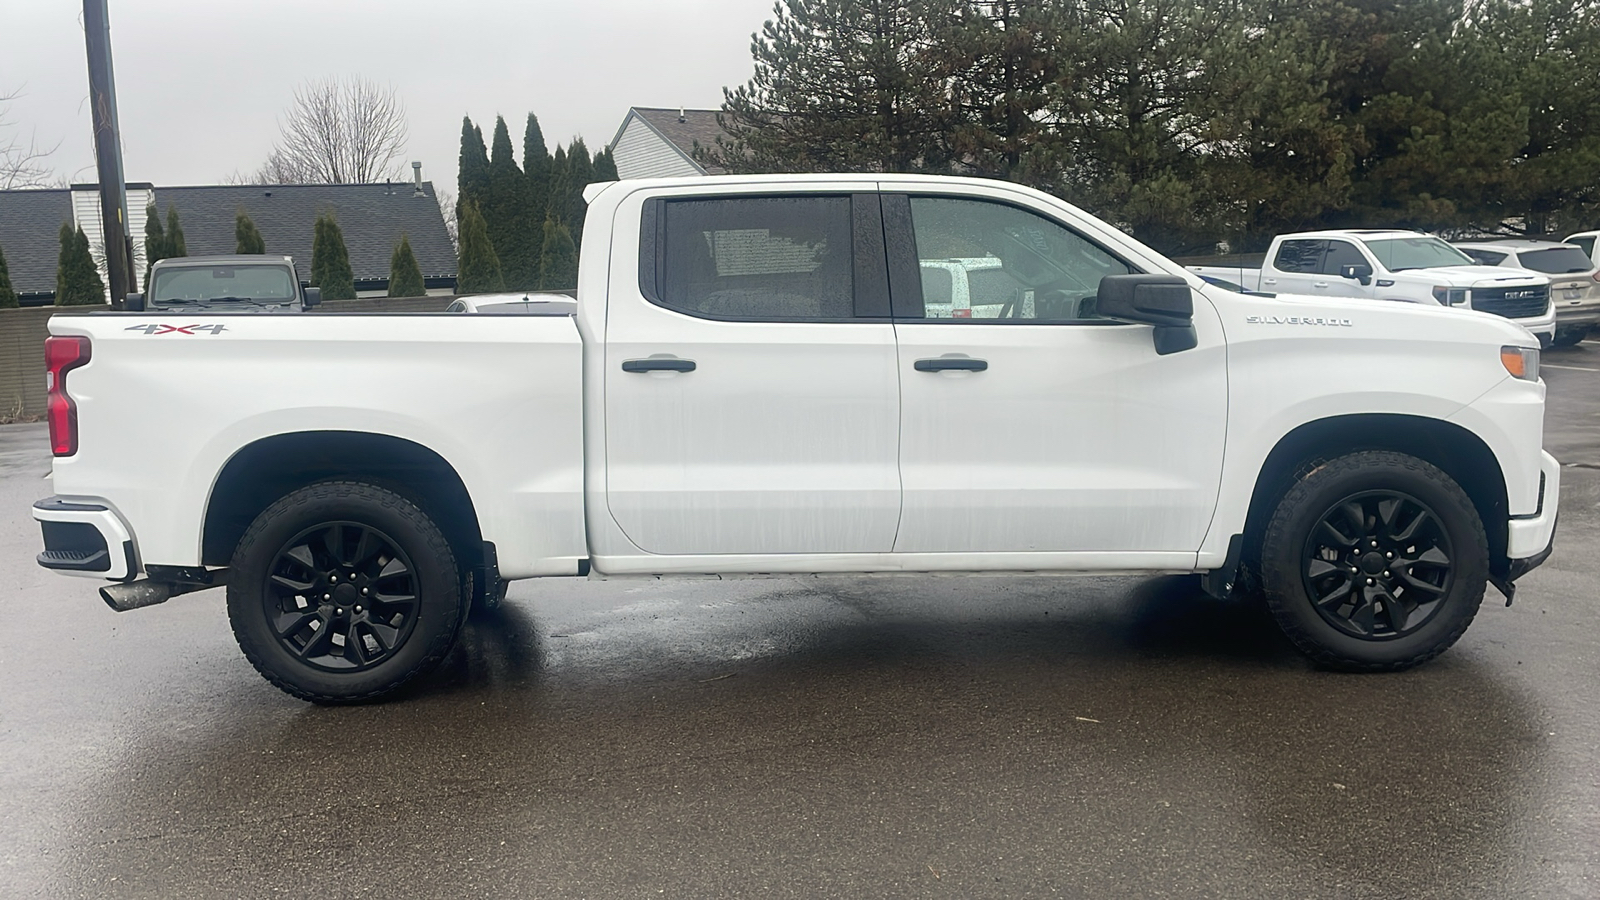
[881,193,1143,324]
[635,193,891,323]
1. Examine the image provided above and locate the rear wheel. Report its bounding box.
[1259,451,1488,671]
[227,481,466,703]
[1551,326,1590,349]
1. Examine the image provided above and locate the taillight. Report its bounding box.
[45,336,91,456]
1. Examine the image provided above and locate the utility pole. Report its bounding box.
[82,0,136,308]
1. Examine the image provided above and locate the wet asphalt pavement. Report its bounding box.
[2,350,1598,899]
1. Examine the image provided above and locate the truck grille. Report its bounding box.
[1472,285,1550,319]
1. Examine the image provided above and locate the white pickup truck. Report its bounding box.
[34,175,1559,703]
[1192,230,1557,345]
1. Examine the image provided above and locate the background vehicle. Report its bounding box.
[1455,239,1600,347]
[1564,231,1600,267]
[1191,230,1556,344]
[127,255,319,312]
[35,175,1558,703]
[444,292,577,315]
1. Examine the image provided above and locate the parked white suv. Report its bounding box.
[1455,239,1600,347]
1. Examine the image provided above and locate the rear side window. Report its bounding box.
[654,196,855,320]
[1460,249,1508,266]
[1518,247,1594,275]
[1274,240,1324,273]
[1569,235,1596,257]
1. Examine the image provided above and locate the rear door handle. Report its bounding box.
[622,358,696,373]
[914,358,987,372]
[1313,281,1329,288]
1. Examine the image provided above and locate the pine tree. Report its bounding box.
[547,145,569,223]
[142,203,167,291]
[485,115,537,290]
[387,234,426,297]
[235,210,266,253]
[538,217,577,291]
[592,146,619,183]
[563,138,595,253]
[456,200,505,293]
[458,116,491,216]
[165,205,187,257]
[0,240,19,309]
[522,113,553,287]
[311,213,357,300]
[55,223,106,306]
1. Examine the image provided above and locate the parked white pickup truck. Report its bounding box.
[1192,230,1557,344]
[34,176,1559,703]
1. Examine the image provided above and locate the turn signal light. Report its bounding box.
[1500,345,1539,382]
[45,336,91,456]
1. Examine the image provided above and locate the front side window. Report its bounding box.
[655,196,854,320]
[904,197,1132,321]
[1459,249,1508,266]
[1274,240,1325,274]
[151,265,297,303]
[1320,240,1368,275]
[1363,237,1474,271]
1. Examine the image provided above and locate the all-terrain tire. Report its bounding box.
[227,481,465,703]
[1260,451,1488,672]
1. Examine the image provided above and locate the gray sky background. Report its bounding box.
[6,0,771,194]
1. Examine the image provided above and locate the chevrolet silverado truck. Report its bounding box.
[34,175,1560,703]
[1191,230,1557,345]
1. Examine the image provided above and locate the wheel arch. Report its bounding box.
[202,431,485,574]
[1241,414,1508,569]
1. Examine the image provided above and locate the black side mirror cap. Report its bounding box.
[1094,275,1194,327]
[124,293,145,312]
[302,287,321,308]
[1340,263,1373,284]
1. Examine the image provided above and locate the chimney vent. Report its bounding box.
[412,161,424,196]
[679,107,686,123]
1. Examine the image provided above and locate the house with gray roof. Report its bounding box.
[610,107,730,180]
[0,170,455,305]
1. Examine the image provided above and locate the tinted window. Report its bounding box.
[151,265,296,303]
[1274,240,1324,274]
[1459,249,1508,266]
[1320,240,1368,275]
[1568,235,1596,257]
[905,197,1132,321]
[657,196,854,319]
[1518,247,1594,275]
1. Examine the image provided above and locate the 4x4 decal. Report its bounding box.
[124,324,229,335]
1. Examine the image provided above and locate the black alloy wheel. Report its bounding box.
[264,522,420,671]
[1301,491,1454,640]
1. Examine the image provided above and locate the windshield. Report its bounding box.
[1362,237,1474,272]
[151,265,297,304]
[1518,247,1594,275]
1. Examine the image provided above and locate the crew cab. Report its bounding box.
[1192,230,1556,345]
[127,255,320,312]
[34,175,1560,703]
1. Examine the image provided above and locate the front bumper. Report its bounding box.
[33,497,139,581]
[1506,450,1560,561]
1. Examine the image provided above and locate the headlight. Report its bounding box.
[1432,286,1468,305]
[1501,345,1540,381]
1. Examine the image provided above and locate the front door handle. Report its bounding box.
[622,358,696,373]
[1313,281,1329,288]
[914,357,987,372]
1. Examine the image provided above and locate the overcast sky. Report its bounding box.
[6,0,771,193]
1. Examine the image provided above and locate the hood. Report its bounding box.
[1406,265,1547,288]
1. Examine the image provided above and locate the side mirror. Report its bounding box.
[1093,275,1197,355]
[1340,263,1373,285]
[124,293,145,312]
[302,287,321,308]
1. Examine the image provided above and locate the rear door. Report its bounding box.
[884,190,1227,559]
[1267,240,1325,295]
[603,189,902,555]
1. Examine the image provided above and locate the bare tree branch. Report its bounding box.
[248,76,408,184]
[1,87,59,190]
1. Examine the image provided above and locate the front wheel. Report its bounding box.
[1259,451,1488,671]
[227,481,466,703]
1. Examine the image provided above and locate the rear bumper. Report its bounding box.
[33,497,138,581]
[1506,451,1560,562]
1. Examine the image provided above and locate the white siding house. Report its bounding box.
[609,108,729,180]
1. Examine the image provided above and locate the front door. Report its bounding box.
[603,191,902,555]
[885,192,1227,558]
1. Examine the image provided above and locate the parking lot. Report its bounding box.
[0,348,1595,900]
